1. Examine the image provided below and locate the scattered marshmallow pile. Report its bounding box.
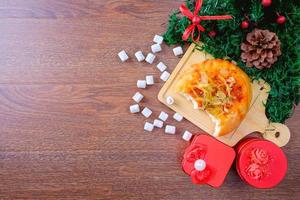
[119,34,192,141]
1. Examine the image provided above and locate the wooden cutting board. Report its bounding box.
[158,44,290,147]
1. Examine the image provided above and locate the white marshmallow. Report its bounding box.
[153,34,164,44]
[142,107,152,118]
[129,104,140,113]
[173,113,183,122]
[153,119,164,128]
[158,111,168,121]
[118,50,129,62]
[151,43,162,53]
[144,122,154,132]
[146,75,154,85]
[160,71,170,82]
[182,131,193,141]
[165,125,176,134]
[166,96,174,105]
[135,51,145,62]
[145,53,156,64]
[156,62,167,72]
[173,46,183,56]
[137,80,146,89]
[132,92,144,103]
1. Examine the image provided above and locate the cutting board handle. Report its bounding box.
[262,122,290,147]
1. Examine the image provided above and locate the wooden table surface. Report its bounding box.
[0,1,299,199]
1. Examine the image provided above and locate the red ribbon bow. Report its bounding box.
[179,0,233,41]
[185,145,211,184]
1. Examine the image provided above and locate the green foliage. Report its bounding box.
[163,0,300,123]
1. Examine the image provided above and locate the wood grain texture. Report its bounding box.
[0,1,299,199]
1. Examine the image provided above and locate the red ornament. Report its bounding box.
[241,21,249,29]
[208,30,217,37]
[276,15,286,24]
[261,0,272,7]
[179,0,232,41]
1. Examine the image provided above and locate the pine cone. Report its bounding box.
[241,29,281,69]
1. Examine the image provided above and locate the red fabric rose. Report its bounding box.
[246,148,270,180]
[184,145,212,184]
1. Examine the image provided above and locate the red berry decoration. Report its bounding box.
[261,0,272,7]
[208,30,216,37]
[276,15,286,24]
[241,21,249,29]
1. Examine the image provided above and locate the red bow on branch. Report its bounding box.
[179,0,233,41]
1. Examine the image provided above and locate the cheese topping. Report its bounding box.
[179,71,236,116]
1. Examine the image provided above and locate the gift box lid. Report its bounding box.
[182,134,236,187]
[236,139,287,188]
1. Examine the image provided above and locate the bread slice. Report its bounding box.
[177,59,252,137]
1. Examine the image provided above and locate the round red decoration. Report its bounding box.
[236,139,287,189]
[261,0,272,7]
[241,21,249,29]
[208,30,217,37]
[276,15,286,24]
[192,16,201,25]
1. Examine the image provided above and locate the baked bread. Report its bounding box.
[177,59,252,136]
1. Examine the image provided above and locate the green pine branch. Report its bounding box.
[163,0,300,123]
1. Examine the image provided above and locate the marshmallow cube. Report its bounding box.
[145,53,156,64]
[156,62,167,72]
[146,75,154,85]
[182,131,193,141]
[165,125,176,134]
[151,43,162,53]
[173,113,184,122]
[137,80,146,89]
[153,119,164,128]
[135,51,145,62]
[129,104,140,113]
[132,92,144,103]
[173,46,183,56]
[166,96,174,105]
[118,50,129,62]
[142,107,152,118]
[144,122,154,132]
[158,111,168,121]
[153,34,164,44]
[160,71,170,82]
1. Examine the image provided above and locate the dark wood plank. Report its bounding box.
[0,0,299,199]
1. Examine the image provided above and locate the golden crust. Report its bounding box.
[177,59,252,136]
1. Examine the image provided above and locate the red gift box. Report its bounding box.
[182,134,236,187]
[235,138,287,188]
